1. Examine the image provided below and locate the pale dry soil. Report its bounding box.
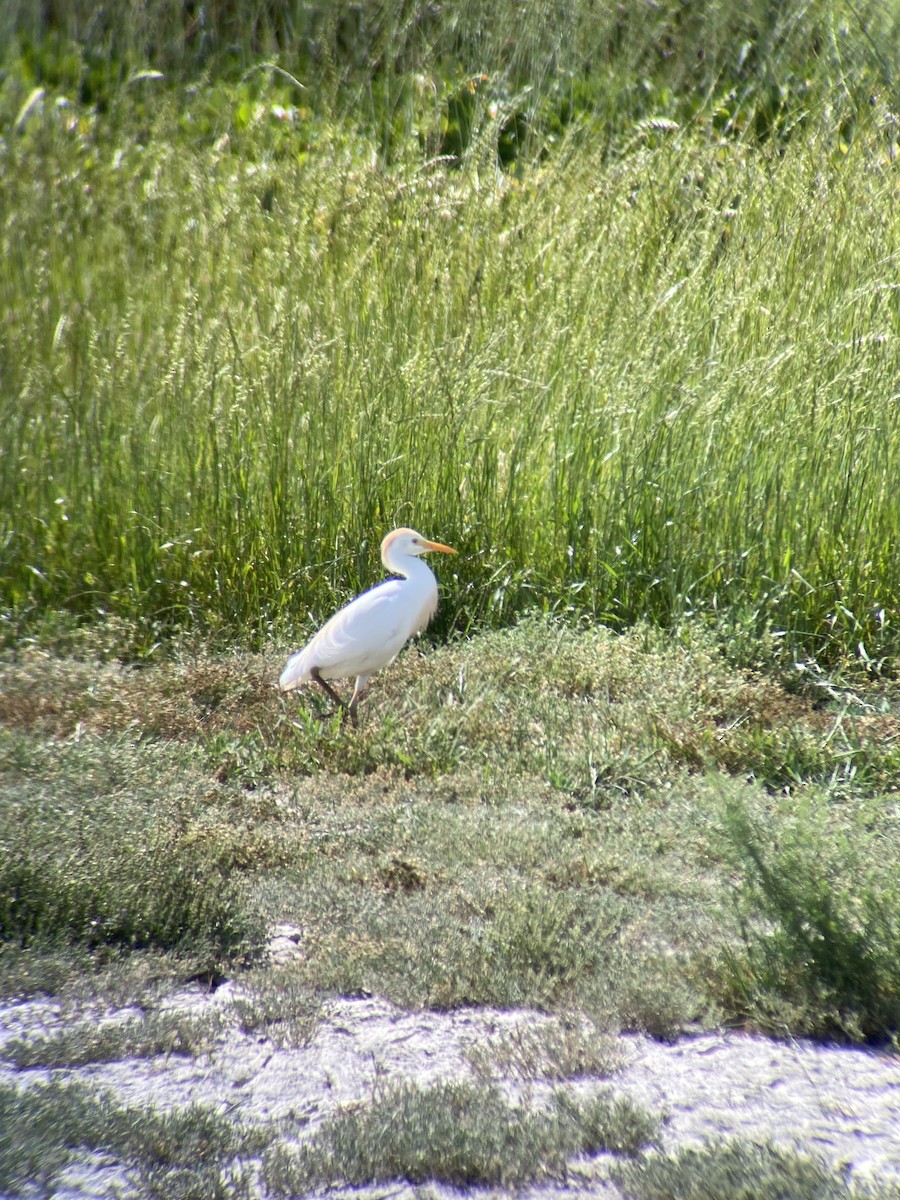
[1,927,898,1200]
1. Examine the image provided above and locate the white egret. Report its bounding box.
[279,527,457,722]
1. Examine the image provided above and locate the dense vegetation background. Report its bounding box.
[2,0,899,665]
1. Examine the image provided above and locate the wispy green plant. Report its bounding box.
[465,1017,623,1082]
[264,1079,658,1191]
[0,1079,267,1199]
[2,1008,223,1069]
[612,1139,898,1200]
[716,795,900,1043]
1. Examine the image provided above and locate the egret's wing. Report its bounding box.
[280,579,408,689]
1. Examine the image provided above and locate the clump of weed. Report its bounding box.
[612,1138,897,1200]
[0,1080,78,1195]
[0,1079,267,1198]
[112,1102,268,1197]
[3,1008,223,1069]
[0,646,280,744]
[229,973,321,1048]
[714,796,900,1043]
[708,716,900,799]
[264,1080,658,1191]
[465,1015,623,1081]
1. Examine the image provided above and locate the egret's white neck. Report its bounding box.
[383,551,435,583]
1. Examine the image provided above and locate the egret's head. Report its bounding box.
[381,527,457,561]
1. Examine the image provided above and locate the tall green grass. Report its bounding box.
[1,2,899,661]
[5,0,897,127]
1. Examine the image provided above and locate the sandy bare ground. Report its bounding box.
[2,953,898,1198]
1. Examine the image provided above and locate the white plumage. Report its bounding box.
[279,527,456,721]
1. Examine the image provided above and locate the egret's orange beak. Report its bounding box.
[420,539,457,555]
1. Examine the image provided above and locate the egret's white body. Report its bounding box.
[279,527,456,721]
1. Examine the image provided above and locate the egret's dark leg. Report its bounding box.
[310,668,350,721]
